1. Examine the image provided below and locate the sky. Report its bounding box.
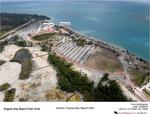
[1,0,150,3]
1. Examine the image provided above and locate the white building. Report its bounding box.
[59,22,71,26]
[40,22,54,31]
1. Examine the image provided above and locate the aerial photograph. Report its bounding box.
[0,0,149,102]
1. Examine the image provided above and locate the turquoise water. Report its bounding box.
[1,1,149,60]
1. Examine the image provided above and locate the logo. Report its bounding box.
[114,111,118,114]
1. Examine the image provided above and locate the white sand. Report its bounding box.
[0,62,21,85]
[119,82,140,101]
[0,45,21,61]
[15,47,58,101]
[73,64,103,87]
[0,92,4,101]
[0,45,59,101]
[30,57,58,89]
[1,44,137,101]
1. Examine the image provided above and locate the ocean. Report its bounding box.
[1,1,149,60]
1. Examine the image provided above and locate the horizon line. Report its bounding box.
[1,0,150,3]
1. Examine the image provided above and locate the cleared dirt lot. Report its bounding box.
[85,47,123,73]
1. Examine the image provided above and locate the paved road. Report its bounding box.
[0,19,35,40]
[119,53,148,101]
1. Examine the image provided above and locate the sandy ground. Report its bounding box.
[0,62,21,85]
[0,45,21,61]
[0,44,139,101]
[0,45,82,101]
[17,51,58,101]
[85,47,123,73]
[0,62,21,101]
[73,64,141,101]
[73,64,104,87]
[0,45,22,101]
[0,45,58,101]
[142,82,150,91]
[119,82,140,101]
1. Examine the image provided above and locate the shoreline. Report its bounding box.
[60,25,149,63]
[0,19,149,64]
[67,26,126,50]
[46,17,149,61]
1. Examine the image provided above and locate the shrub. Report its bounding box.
[0,83,10,91]
[15,40,27,47]
[4,88,16,102]
[48,53,129,101]
[32,33,56,41]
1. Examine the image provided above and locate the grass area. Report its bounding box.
[66,93,81,102]
[0,28,8,36]
[4,88,16,102]
[75,39,86,47]
[48,53,129,101]
[32,33,56,41]
[129,69,150,87]
[86,48,123,73]
[11,48,32,80]
[0,83,10,91]
[44,89,66,101]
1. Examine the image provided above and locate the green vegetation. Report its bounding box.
[0,35,28,53]
[0,83,10,91]
[143,88,150,96]
[100,73,109,82]
[11,48,32,79]
[94,76,129,101]
[75,39,86,47]
[4,88,16,102]
[129,69,150,87]
[0,13,50,36]
[48,53,93,93]
[0,28,7,36]
[48,53,129,101]
[15,39,27,47]
[12,35,28,47]
[32,33,56,41]
[41,44,49,51]
[0,41,8,52]
[16,41,26,47]
[86,41,93,45]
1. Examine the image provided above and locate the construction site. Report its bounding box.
[0,19,150,102]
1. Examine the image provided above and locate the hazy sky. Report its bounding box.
[1,0,150,3]
[1,0,150,2]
